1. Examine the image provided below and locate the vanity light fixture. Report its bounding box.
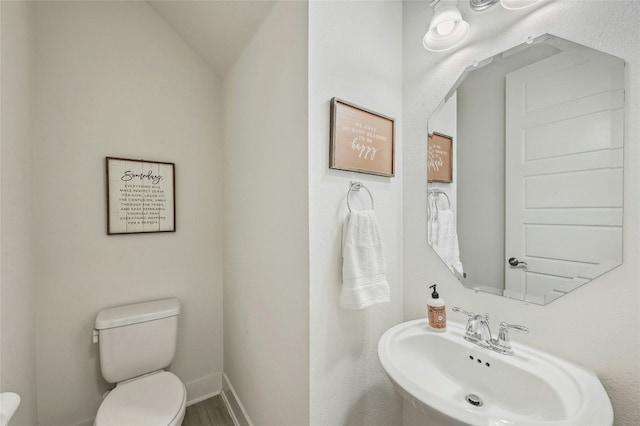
[425,0,543,53]
[423,0,470,52]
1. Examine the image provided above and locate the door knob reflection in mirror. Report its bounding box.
[508,257,528,267]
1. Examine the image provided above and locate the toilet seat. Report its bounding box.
[95,371,186,426]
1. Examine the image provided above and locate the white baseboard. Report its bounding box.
[185,371,223,406]
[187,389,221,407]
[222,373,253,426]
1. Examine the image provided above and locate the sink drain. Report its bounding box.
[465,394,483,407]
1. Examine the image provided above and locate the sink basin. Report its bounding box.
[378,319,613,426]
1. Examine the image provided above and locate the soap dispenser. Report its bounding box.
[427,284,446,332]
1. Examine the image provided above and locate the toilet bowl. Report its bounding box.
[94,299,185,426]
[94,371,186,426]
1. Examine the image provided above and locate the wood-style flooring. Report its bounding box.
[183,394,235,426]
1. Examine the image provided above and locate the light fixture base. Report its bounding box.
[469,0,500,12]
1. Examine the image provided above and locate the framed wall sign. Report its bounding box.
[427,132,453,183]
[330,97,395,177]
[106,157,176,235]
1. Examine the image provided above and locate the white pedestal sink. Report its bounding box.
[0,392,21,426]
[378,319,613,426]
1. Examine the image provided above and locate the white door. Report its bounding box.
[504,46,624,303]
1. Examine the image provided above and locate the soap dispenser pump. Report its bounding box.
[428,284,446,332]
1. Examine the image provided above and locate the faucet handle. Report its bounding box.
[452,306,475,318]
[499,321,529,333]
[495,321,529,355]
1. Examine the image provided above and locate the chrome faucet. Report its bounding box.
[452,307,528,356]
[456,308,493,349]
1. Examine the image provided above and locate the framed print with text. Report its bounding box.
[427,132,453,183]
[330,97,395,177]
[106,157,175,235]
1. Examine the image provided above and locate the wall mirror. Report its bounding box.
[427,34,625,305]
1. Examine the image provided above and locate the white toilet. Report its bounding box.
[93,298,186,426]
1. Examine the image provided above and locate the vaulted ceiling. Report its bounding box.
[149,1,276,78]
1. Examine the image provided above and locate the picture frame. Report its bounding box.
[427,132,453,183]
[330,97,395,177]
[106,157,176,235]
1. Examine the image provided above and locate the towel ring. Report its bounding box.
[428,189,451,209]
[347,181,374,212]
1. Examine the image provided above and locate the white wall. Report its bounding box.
[222,2,310,425]
[0,2,38,425]
[403,1,640,425]
[32,2,224,425]
[309,2,403,425]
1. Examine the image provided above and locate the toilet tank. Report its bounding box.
[95,299,180,384]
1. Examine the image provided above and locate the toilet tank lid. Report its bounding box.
[95,299,180,330]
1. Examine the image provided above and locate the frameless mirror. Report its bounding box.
[427,34,624,305]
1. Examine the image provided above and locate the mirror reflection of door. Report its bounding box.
[504,47,624,303]
[426,34,625,305]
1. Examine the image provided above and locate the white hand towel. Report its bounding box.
[340,209,390,309]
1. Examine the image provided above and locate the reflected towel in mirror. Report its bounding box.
[430,209,464,275]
